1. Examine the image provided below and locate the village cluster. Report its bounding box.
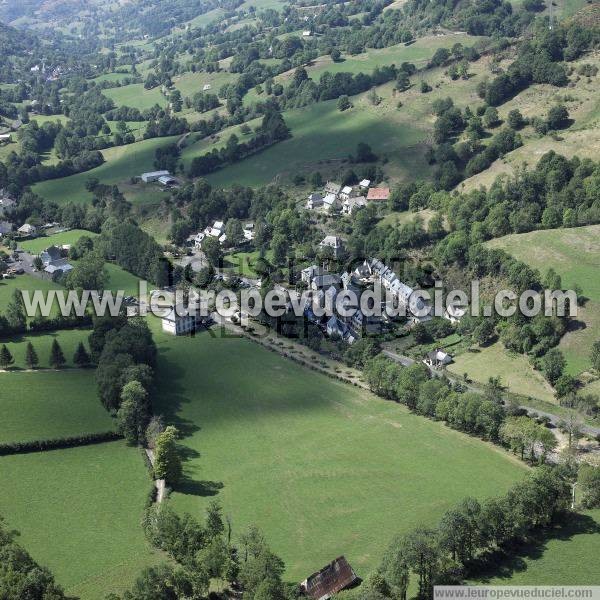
[306,179,390,214]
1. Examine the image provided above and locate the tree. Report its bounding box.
[206,500,225,539]
[542,348,565,384]
[591,340,600,372]
[49,339,66,369]
[330,48,342,62]
[543,267,562,290]
[473,319,496,346]
[33,255,43,271]
[0,344,14,369]
[483,106,500,128]
[25,342,39,369]
[507,109,525,129]
[117,380,149,444]
[225,219,244,247]
[73,342,91,367]
[337,95,351,111]
[202,236,222,268]
[5,289,26,331]
[547,104,569,130]
[355,142,377,163]
[154,425,182,484]
[554,374,577,399]
[578,465,600,508]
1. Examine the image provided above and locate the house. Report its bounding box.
[161,304,202,335]
[17,223,37,236]
[192,232,205,248]
[140,170,170,183]
[339,185,353,200]
[425,348,452,368]
[0,133,11,143]
[157,174,178,186]
[203,84,211,91]
[367,187,390,202]
[301,264,323,284]
[40,245,62,266]
[342,196,366,215]
[306,192,324,210]
[0,221,13,235]
[359,179,370,189]
[300,556,359,600]
[243,229,254,241]
[322,193,338,212]
[444,303,467,324]
[311,273,341,290]
[319,235,343,258]
[302,30,312,37]
[205,221,225,238]
[44,258,73,276]
[324,181,342,196]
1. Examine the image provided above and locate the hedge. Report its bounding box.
[0,431,122,455]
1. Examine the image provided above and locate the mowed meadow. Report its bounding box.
[151,323,528,581]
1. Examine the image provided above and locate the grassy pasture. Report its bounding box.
[472,510,600,585]
[0,369,113,443]
[19,228,97,254]
[0,275,63,317]
[152,325,527,581]
[204,99,426,187]
[487,225,600,377]
[0,441,161,599]
[173,70,238,98]
[0,328,91,370]
[103,83,167,109]
[448,342,557,403]
[32,136,179,205]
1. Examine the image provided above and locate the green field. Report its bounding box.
[473,510,600,585]
[152,324,527,581]
[32,136,179,205]
[204,98,426,187]
[19,228,97,254]
[0,275,63,317]
[0,327,91,370]
[0,441,161,599]
[103,83,167,110]
[0,369,114,443]
[448,342,557,404]
[172,70,238,98]
[487,225,600,376]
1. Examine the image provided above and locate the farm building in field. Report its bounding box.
[367,187,390,202]
[203,84,211,91]
[162,304,202,336]
[140,170,170,183]
[300,556,359,600]
[0,133,11,143]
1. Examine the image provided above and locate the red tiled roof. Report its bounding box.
[367,187,390,201]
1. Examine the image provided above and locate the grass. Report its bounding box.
[0,441,162,599]
[472,510,600,585]
[0,328,92,370]
[487,224,600,377]
[448,342,556,404]
[32,136,179,205]
[172,70,238,98]
[103,83,167,110]
[0,369,114,443]
[152,324,527,581]
[222,249,273,277]
[204,99,426,187]
[19,229,97,254]
[0,275,63,318]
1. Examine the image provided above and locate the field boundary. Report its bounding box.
[0,431,122,456]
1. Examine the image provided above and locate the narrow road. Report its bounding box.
[382,349,600,437]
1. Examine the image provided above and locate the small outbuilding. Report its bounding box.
[300,556,359,600]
